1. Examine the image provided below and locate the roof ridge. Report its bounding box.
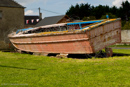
[45,15,65,18]
[12,0,24,7]
[0,0,25,8]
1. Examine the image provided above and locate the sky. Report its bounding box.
[14,0,130,18]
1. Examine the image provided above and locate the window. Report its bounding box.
[0,11,2,19]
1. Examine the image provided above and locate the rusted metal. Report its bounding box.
[105,48,113,57]
[8,18,121,55]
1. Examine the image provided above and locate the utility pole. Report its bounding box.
[38,7,40,16]
[38,7,42,21]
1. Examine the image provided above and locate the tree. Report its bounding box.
[66,1,130,20]
[89,5,110,19]
[66,5,75,18]
[66,3,92,20]
[110,6,118,15]
[120,0,130,21]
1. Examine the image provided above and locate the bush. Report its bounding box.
[122,21,130,30]
[82,16,96,21]
[101,13,117,19]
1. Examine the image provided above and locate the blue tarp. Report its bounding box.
[67,20,103,25]
[16,28,33,34]
[67,20,103,29]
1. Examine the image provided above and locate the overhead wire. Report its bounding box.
[25,8,63,15]
[41,8,63,15]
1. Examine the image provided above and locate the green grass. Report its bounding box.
[109,45,130,48]
[113,49,130,54]
[1,51,130,87]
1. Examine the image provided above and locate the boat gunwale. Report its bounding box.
[86,18,121,31]
[9,31,87,39]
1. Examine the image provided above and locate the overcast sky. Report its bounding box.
[15,0,130,18]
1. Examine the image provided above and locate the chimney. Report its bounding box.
[40,13,42,21]
[38,7,42,21]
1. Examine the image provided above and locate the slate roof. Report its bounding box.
[0,0,25,8]
[35,15,66,27]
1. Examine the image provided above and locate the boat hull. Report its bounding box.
[9,19,121,54]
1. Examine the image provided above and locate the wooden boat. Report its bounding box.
[8,18,121,57]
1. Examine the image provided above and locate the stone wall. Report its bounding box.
[121,30,130,44]
[0,7,24,49]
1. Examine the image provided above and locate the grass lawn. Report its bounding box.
[113,49,130,54]
[109,45,130,48]
[0,50,130,87]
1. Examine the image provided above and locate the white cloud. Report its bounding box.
[78,0,87,4]
[112,0,130,7]
[25,10,38,15]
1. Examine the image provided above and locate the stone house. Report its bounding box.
[0,0,25,49]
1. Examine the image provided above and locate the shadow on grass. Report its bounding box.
[0,65,37,70]
[2,50,130,59]
[68,54,93,59]
[67,53,130,59]
[113,53,130,56]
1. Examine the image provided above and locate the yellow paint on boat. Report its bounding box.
[36,19,117,35]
